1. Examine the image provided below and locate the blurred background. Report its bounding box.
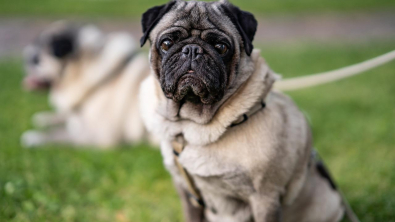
[0,0,394,221]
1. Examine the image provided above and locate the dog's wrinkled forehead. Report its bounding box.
[148,1,224,42]
[141,0,257,56]
[171,1,218,29]
[156,3,232,44]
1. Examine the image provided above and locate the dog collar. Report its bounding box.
[230,100,266,128]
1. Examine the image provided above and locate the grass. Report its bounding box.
[0,0,394,18]
[0,64,181,221]
[0,40,395,222]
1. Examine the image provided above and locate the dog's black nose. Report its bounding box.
[182,45,203,60]
[31,54,40,65]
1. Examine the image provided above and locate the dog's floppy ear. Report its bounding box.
[221,3,257,56]
[140,1,177,47]
[50,33,74,58]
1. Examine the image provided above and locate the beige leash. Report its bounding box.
[275,49,395,91]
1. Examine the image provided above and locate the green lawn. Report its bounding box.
[0,0,394,17]
[1,41,394,222]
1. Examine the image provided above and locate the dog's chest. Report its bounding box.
[186,148,254,194]
[162,140,257,221]
[161,119,276,193]
[162,138,260,197]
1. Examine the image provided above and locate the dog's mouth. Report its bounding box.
[23,75,52,91]
[160,48,227,105]
[166,71,220,105]
[175,74,208,104]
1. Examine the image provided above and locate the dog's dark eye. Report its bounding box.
[161,40,174,52]
[214,43,228,55]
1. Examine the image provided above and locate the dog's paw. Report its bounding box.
[32,112,59,128]
[21,130,47,148]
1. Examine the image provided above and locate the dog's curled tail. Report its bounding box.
[274,49,395,91]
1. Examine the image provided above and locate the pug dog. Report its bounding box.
[139,0,351,221]
[21,21,154,148]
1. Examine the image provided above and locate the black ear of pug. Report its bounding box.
[50,34,75,59]
[140,1,177,47]
[221,4,258,56]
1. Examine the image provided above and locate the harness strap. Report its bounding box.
[172,135,205,208]
[171,99,267,209]
[231,101,266,127]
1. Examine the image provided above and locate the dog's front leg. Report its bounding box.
[32,111,67,128]
[21,126,73,148]
[249,193,282,222]
[174,182,205,222]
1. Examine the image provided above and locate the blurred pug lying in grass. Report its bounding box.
[21,21,154,149]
